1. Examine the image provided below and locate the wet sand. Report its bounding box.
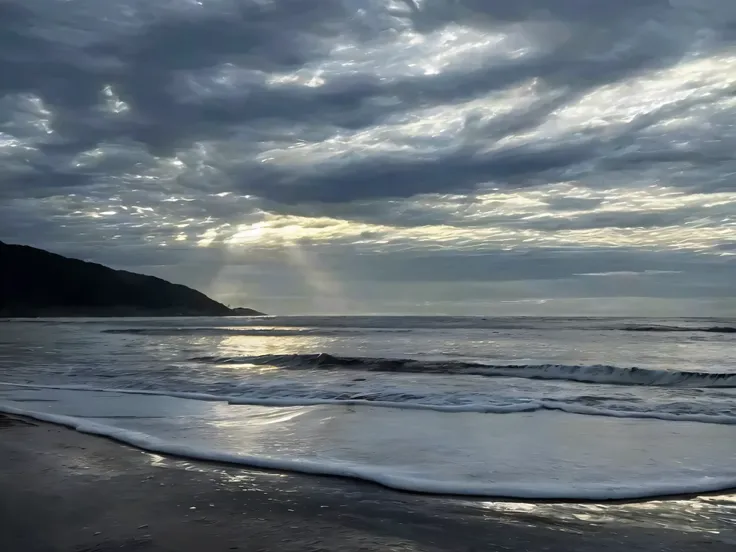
[1,413,734,552]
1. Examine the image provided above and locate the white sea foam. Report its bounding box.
[2,393,736,501]
[1,381,735,424]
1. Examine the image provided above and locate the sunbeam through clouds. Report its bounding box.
[1,0,735,314]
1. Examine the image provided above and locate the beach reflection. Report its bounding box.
[475,494,736,536]
[149,449,736,540]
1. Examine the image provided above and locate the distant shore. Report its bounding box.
[1,241,265,319]
[0,307,266,318]
[0,413,733,552]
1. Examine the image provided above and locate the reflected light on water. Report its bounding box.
[477,494,736,535]
[212,333,337,358]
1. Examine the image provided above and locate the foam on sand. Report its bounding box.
[1,388,736,501]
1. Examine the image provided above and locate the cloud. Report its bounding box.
[0,0,735,313]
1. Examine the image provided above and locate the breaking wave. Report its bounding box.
[620,325,736,334]
[191,353,736,388]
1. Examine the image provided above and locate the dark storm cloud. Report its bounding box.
[2,0,735,205]
[1,0,735,313]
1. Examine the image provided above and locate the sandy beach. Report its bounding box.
[1,413,734,552]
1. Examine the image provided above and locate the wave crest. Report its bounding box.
[191,353,736,388]
[621,325,736,333]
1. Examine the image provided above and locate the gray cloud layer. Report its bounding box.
[1,0,735,314]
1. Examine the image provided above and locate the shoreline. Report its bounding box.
[4,401,736,503]
[1,413,734,552]
[3,404,736,505]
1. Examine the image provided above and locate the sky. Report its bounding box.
[1,0,735,316]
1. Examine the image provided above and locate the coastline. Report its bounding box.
[0,309,266,318]
[1,413,733,552]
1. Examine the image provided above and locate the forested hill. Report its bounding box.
[0,241,263,317]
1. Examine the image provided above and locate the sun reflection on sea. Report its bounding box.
[212,333,337,360]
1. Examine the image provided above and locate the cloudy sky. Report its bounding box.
[1,0,735,315]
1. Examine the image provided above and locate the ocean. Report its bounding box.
[1,316,735,500]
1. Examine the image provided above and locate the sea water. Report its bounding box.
[1,316,735,500]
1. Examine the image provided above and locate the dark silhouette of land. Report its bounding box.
[0,241,263,317]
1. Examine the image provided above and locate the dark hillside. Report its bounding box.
[0,241,263,317]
